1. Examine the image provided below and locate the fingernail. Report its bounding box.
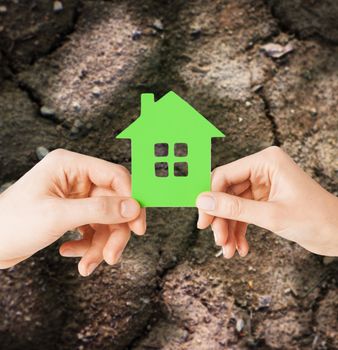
[222,246,232,259]
[86,263,98,276]
[196,195,215,211]
[112,249,123,264]
[61,249,75,257]
[121,199,139,218]
[197,216,202,229]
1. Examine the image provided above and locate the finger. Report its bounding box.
[59,239,91,257]
[211,217,228,246]
[235,221,249,257]
[103,225,130,265]
[228,180,251,196]
[222,230,236,259]
[234,188,252,257]
[128,208,147,235]
[197,181,250,230]
[196,192,280,231]
[77,224,95,237]
[211,153,261,191]
[197,209,214,229]
[59,225,94,257]
[78,225,110,277]
[46,150,132,195]
[55,196,141,232]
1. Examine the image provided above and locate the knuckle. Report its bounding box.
[115,164,130,177]
[44,148,68,164]
[92,197,112,218]
[211,166,222,186]
[226,196,242,218]
[264,146,284,159]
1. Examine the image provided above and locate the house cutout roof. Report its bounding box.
[116,91,224,140]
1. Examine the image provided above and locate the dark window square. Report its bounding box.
[155,162,168,177]
[155,143,169,157]
[174,143,188,157]
[174,162,188,177]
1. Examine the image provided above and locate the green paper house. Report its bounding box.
[116,91,224,207]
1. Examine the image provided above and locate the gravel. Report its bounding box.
[53,1,63,13]
[36,146,50,161]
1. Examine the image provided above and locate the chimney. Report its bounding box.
[141,93,154,115]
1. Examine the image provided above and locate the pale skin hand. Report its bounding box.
[0,149,146,276]
[196,146,338,258]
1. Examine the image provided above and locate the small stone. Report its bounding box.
[238,117,243,122]
[0,5,7,13]
[92,86,101,97]
[284,288,292,294]
[215,249,223,257]
[323,256,336,265]
[252,84,263,92]
[40,106,56,118]
[73,119,84,129]
[236,318,245,333]
[132,30,142,40]
[245,101,252,107]
[53,1,63,12]
[72,101,81,112]
[310,107,317,117]
[143,27,157,36]
[258,295,272,309]
[152,19,164,31]
[191,28,202,39]
[36,146,49,161]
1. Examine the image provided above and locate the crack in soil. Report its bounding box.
[126,213,200,349]
[256,88,281,146]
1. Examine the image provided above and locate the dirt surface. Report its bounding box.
[0,1,337,349]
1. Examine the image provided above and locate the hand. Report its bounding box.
[196,146,338,258]
[0,149,146,276]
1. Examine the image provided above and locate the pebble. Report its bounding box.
[40,106,56,118]
[53,1,63,12]
[215,249,223,257]
[153,19,164,31]
[323,256,336,265]
[92,86,102,97]
[191,28,202,39]
[258,295,272,309]
[72,101,81,112]
[143,27,157,36]
[236,318,245,332]
[74,119,83,129]
[36,146,50,161]
[0,5,7,13]
[245,101,252,107]
[132,30,142,40]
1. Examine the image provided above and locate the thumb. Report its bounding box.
[54,196,141,232]
[196,192,280,232]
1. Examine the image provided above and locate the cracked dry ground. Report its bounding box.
[0,1,337,349]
